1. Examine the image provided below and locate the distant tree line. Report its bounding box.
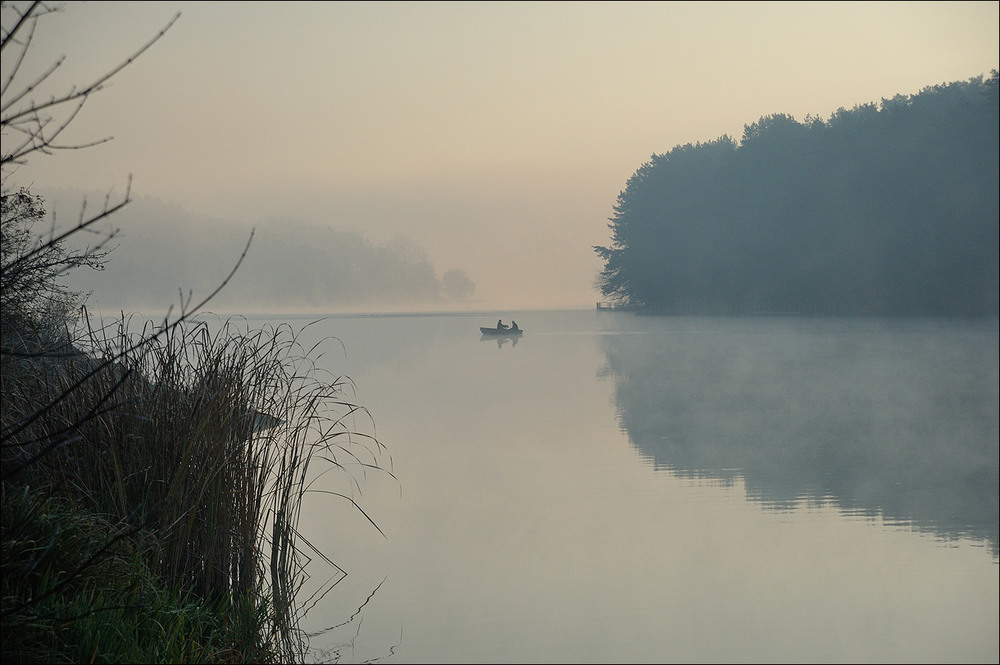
[48,192,476,314]
[594,72,999,315]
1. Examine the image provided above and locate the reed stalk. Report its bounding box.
[1,310,391,663]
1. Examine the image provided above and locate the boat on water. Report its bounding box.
[480,326,523,336]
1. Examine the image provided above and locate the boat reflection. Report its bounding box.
[481,333,519,348]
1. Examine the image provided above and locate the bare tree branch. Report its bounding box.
[1,3,181,167]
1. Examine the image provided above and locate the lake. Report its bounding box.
[242,309,998,664]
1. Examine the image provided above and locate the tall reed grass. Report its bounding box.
[1,309,392,663]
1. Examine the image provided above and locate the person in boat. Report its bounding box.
[510,320,519,332]
[496,319,509,331]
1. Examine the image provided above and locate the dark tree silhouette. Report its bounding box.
[595,72,1000,316]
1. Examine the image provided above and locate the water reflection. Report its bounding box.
[303,578,397,663]
[598,316,999,556]
[480,333,519,348]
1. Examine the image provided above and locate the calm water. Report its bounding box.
[244,309,998,664]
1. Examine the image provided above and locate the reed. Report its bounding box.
[2,5,391,658]
[1,309,391,663]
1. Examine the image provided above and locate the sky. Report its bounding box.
[5,1,999,313]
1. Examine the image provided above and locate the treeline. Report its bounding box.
[594,72,999,316]
[49,192,476,315]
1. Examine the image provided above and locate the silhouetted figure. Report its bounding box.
[497,319,509,331]
[510,320,519,332]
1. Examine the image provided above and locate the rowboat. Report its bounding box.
[480,326,523,336]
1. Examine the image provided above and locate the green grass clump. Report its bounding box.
[2,486,242,664]
[1,312,392,663]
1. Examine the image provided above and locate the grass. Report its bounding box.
[2,6,392,659]
[1,309,393,663]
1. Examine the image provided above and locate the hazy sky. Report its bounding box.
[7,1,999,311]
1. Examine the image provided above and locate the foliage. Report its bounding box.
[1,3,392,663]
[2,487,246,664]
[2,308,392,663]
[594,72,1000,315]
[1,188,115,349]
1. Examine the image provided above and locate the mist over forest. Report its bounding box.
[47,72,999,318]
[596,72,999,316]
[49,192,476,314]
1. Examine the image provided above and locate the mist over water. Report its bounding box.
[255,309,998,664]
[599,315,999,555]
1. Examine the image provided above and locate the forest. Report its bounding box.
[594,72,999,316]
